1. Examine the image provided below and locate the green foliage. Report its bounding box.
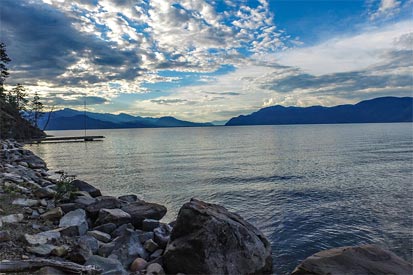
[54,172,78,201]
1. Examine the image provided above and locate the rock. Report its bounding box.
[75,196,96,207]
[24,230,60,245]
[164,199,272,275]
[40,207,64,220]
[59,209,89,235]
[143,219,160,232]
[34,266,66,275]
[138,231,154,244]
[79,235,99,254]
[40,199,48,207]
[72,179,102,197]
[291,244,413,275]
[1,213,24,224]
[150,249,163,261]
[144,239,159,253]
[12,198,39,207]
[59,202,82,213]
[73,190,94,198]
[146,263,166,275]
[34,187,56,199]
[111,223,134,238]
[87,230,112,243]
[67,244,92,264]
[95,208,131,226]
[109,230,148,268]
[153,223,172,249]
[118,194,138,202]
[94,223,117,234]
[51,245,69,257]
[27,244,57,256]
[86,196,122,218]
[0,230,10,242]
[130,257,148,272]
[121,200,167,228]
[85,255,128,275]
[98,241,117,257]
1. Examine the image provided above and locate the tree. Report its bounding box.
[0,42,11,102]
[31,92,44,128]
[8,83,28,111]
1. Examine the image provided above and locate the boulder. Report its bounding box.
[24,230,61,245]
[59,202,82,213]
[121,200,167,228]
[86,196,122,218]
[146,263,166,275]
[144,239,159,253]
[67,244,93,264]
[71,179,101,197]
[94,223,117,234]
[111,223,134,238]
[75,196,96,207]
[27,244,57,256]
[79,235,99,254]
[0,213,24,224]
[143,219,160,232]
[118,194,138,203]
[85,255,128,275]
[12,198,39,207]
[41,207,64,220]
[153,223,172,249]
[95,208,131,226]
[164,199,272,275]
[291,244,413,275]
[150,249,163,261]
[109,230,148,268]
[87,230,112,243]
[34,187,56,199]
[59,209,89,235]
[130,257,148,272]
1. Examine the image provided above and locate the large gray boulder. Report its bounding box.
[59,209,89,235]
[72,179,102,197]
[292,244,413,275]
[86,196,122,218]
[108,230,148,268]
[164,199,272,275]
[121,200,167,228]
[95,208,131,226]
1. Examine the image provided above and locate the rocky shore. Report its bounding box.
[1,139,412,275]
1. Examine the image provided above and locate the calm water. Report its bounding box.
[28,123,413,274]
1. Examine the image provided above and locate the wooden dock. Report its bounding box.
[28,136,105,144]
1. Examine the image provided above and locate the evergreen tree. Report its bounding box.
[8,83,28,111]
[0,42,11,102]
[31,92,44,127]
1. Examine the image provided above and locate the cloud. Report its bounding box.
[369,0,401,20]
[45,96,108,106]
[274,20,412,75]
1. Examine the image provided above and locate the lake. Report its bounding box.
[27,123,413,274]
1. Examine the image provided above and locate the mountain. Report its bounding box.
[226,97,413,126]
[38,109,213,130]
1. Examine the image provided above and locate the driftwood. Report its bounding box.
[0,258,102,274]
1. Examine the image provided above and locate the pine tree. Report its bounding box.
[31,92,44,127]
[0,42,11,102]
[8,83,28,111]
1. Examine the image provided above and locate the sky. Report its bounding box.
[1,0,412,122]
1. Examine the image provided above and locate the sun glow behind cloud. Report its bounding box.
[1,0,412,121]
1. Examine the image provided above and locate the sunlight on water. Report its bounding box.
[28,123,413,274]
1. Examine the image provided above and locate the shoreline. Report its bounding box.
[1,139,412,275]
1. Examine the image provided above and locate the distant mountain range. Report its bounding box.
[226,97,413,126]
[38,109,213,130]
